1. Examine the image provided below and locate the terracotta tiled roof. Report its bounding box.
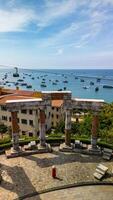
[52,100,63,107]
[0,95,33,105]
[0,89,64,107]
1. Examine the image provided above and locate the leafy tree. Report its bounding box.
[0,124,8,138]
[71,121,80,134]
[79,115,92,137]
[54,120,65,134]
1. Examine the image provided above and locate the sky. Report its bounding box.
[0,0,113,69]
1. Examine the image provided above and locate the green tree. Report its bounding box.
[54,120,65,134]
[0,124,8,138]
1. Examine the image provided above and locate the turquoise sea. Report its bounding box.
[0,68,113,103]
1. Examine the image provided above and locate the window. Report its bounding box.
[21,110,27,114]
[45,124,47,129]
[29,110,32,115]
[17,118,20,123]
[1,106,7,111]
[56,108,59,112]
[9,117,11,122]
[52,107,54,110]
[52,114,54,118]
[21,119,27,124]
[29,120,33,126]
[2,116,7,121]
[56,114,59,119]
[29,132,33,137]
[48,112,50,118]
[22,131,26,135]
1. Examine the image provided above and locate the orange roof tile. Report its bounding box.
[0,95,33,105]
[52,100,63,107]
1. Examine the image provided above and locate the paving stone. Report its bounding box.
[0,147,113,200]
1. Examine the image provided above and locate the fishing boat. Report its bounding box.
[97,78,101,82]
[83,86,90,89]
[40,84,46,87]
[13,67,19,77]
[90,81,94,85]
[63,80,68,83]
[26,85,32,88]
[14,82,19,86]
[80,79,85,82]
[95,87,99,91]
[103,85,113,88]
[21,83,27,86]
[52,82,57,85]
[17,79,24,82]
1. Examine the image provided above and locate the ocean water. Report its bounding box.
[0,68,113,103]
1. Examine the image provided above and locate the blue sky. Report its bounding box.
[0,0,113,69]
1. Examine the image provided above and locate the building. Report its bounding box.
[0,88,64,136]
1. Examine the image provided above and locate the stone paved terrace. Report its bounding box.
[0,147,113,200]
[26,185,113,200]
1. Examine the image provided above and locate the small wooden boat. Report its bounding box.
[26,85,32,88]
[103,85,113,89]
[80,79,85,82]
[95,87,99,91]
[90,81,94,85]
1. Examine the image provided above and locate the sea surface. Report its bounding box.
[0,68,113,103]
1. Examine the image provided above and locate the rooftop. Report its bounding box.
[52,100,63,107]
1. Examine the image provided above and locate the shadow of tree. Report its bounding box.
[1,164,41,200]
[24,149,103,168]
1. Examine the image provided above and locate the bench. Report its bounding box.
[94,164,108,180]
[103,148,112,160]
[75,140,83,148]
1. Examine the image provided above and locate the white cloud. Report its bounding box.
[0,8,34,32]
[36,0,77,27]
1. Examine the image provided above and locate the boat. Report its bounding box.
[40,84,46,87]
[83,86,89,89]
[52,82,57,85]
[80,79,85,82]
[26,85,32,88]
[58,89,62,91]
[95,87,99,91]
[14,82,19,86]
[63,87,67,90]
[97,78,101,82]
[17,79,24,82]
[13,67,19,77]
[63,80,68,83]
[90,81,94,85]
[75,77,78,79]
[32,77,35,80]
[103,85,113,89]
[21,83,27,86]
